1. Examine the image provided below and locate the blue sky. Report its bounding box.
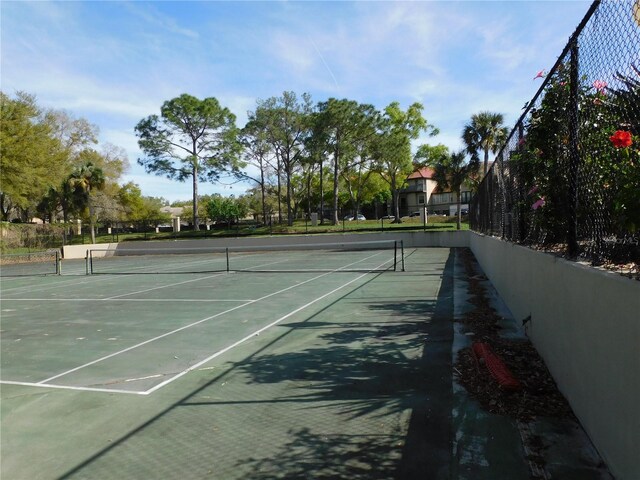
[1,0,592,202]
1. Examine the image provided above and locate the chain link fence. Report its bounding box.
[470,0,640,278]
[0,223,64,252]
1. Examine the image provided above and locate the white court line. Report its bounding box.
[0,274,116,295]
[2,298,254,303]
[144,257,392,394]
[37,252,386,385]
[0,380,147,395]
[104,272,227,299]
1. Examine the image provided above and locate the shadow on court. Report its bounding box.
[53,252,455,479]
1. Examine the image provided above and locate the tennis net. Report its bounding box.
[86,240,405,275]
[0,250,61,277]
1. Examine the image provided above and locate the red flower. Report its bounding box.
[609,130,633,148]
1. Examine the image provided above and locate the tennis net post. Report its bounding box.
[394,241,397,271]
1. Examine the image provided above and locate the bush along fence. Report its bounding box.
[470,0,640,276]
[0,223,65,252]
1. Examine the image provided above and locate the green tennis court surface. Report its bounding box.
[1,246,454,479]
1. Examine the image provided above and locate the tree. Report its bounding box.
[462,111,508,177]
[305,111,331,223]
[135,94,241,230]
[315,99,379,224]
[45,109,98,157]
[374,102,437,221]
[252,92,313,226]
[414,143,450,167]
[205,195,247,228]
[238,118,275,224]
[119,184,170,228]
[0,92,67,220]
[68,160,106,243]
[432,150,479,230]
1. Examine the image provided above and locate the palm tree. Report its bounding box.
[432,150,479,230]
[69,162,105,243]
[462,111,508,177]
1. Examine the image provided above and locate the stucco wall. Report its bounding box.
[469,232,640,480]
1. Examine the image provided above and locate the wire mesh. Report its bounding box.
[470,0,640,278]
[86,240,404,274]
[0,250,61,277]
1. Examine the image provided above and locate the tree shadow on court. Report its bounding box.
[221,253,455,479]
[235,427,403,480]
[58,251,455,480]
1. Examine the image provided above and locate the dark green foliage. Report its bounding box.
[205,195,248,226]
[135,94,241,229]
[432,151,479,230]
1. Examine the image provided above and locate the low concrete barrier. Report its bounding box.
[469,232,640,480]
[63,243,119,259]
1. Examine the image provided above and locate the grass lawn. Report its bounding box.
[76,216,469,245]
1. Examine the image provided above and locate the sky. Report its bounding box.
[1,0,593,203]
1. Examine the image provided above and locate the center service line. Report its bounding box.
[144,256,393,394]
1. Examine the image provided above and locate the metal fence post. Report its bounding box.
[567,40,580,258]
[393,241,397,271]
[517,122,527,242]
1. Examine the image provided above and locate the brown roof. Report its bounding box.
[407,167,436,179]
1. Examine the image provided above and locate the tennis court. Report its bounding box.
[1,244,455,479]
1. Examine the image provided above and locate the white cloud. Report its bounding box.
[121,2,199,39]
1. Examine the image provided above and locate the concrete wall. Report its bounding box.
[469,232,640,480]
[63,243,119,259]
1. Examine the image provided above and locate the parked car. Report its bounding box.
[344,213,366,221]
[409,211,421,217]
[380,215,395,220]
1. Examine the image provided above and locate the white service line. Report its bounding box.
[3,298,255,303]
[144,257,392,394]
[37,251,386,385]
[104,272,227,299]
[1,274,120,295]
[0,380,146,395]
